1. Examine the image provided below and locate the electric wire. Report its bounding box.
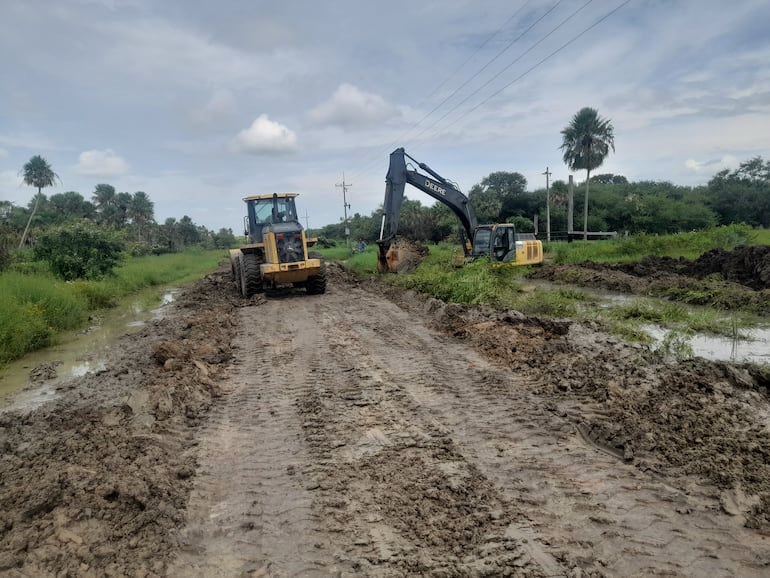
[346,0,632,209]
[408,0,595,147]
[347,0,548,182]
[437,0,632,138]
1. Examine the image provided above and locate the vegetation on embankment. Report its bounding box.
[546,223,767,264]
[318,225,769,343]
[0,249,224,365]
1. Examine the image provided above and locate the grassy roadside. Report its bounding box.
[318,225,769,344]
[0,249,225,365]
[546,223,765,264]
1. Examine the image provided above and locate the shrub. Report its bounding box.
[33,222,126,280]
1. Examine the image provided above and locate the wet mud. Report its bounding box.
[1,258,770,576]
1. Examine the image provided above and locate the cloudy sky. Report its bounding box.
[1,0,769,233]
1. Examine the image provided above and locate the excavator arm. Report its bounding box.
[377,148,477,271]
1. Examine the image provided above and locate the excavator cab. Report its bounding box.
[471,224,541,265]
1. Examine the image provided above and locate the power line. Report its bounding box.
[411,0,594,146]
[348,1,541,182]
[346,0,632,206]
[438,0,632,138]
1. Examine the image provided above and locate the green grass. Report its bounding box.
[548,223,761,264]
[319,226,770,345]
[0,249,225,365]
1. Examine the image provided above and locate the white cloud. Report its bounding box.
[233,114,298,155]
[307,83,398,128]
[685,155,741,174]
[75,149,129,177]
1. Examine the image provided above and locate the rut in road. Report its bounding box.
[170,274,770,577]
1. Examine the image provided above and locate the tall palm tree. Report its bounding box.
[559,107,615,239]
[128,191,155,240]
[19,155,60,249]
[92,183,117,224]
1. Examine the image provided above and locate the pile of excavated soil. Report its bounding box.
[0,267,241,577]
[611,245,770,290]
[529,244,770,312]
[379,282,770,532]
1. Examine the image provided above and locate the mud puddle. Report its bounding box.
[0,288,179,410]
[528,280,770,364]
[645,324,770,363]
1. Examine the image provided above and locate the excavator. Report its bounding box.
[376,148,543,273]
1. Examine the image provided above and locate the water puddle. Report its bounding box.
[528,280,770,365]
[0,288,179,411]
[644,325,770,364]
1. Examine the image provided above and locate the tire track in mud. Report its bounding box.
[171,273,770,577]
[347,287,770,577]
[169,300,339,577]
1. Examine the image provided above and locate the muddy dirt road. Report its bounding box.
[2,263,770,576]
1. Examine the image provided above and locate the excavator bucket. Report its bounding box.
[378,246,400,273]
[376,238,428,273]
[376,240,397,273]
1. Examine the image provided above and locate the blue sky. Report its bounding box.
[1,0,769,233]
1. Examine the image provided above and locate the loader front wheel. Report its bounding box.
[306,263,327,295]
[232,256,243,294]
[240,253,263,298]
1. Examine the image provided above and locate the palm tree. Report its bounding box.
[92,183,117,224]
[128,191,155,240]
[19,155,60,248]
[559,107,615,239]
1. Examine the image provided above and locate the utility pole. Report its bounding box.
[304,210,310,230]
[542,167,552,242]
[567,175,575,233]
[336,174,352,249]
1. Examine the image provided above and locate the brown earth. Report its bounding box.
[1,259,770,576]
[529,245,770,313]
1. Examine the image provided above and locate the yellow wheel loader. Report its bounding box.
[229,193,326,297]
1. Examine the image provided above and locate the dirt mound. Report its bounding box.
[595,245,770,290]
[691,245,770,290]
[530,244,770,312]
[0,267,240,576]
[382,284,770,533]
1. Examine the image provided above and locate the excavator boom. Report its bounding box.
[378,148,476,271]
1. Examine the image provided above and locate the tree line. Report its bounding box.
[316,107,768,246]
[1,156,237,271]
[315,156,770,244]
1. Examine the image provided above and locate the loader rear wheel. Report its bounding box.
[240,253,263,298]
[306,263,327,295]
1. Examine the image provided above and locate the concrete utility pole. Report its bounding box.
[543,167,552,242]
[304,210,310,230]
[567,175,575,233]
[336,174,352,249]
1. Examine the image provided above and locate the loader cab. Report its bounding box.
[244,193,300,243]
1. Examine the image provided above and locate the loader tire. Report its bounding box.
[306,262,327,295]
[232,257,242,294]
[240,253,263,298]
